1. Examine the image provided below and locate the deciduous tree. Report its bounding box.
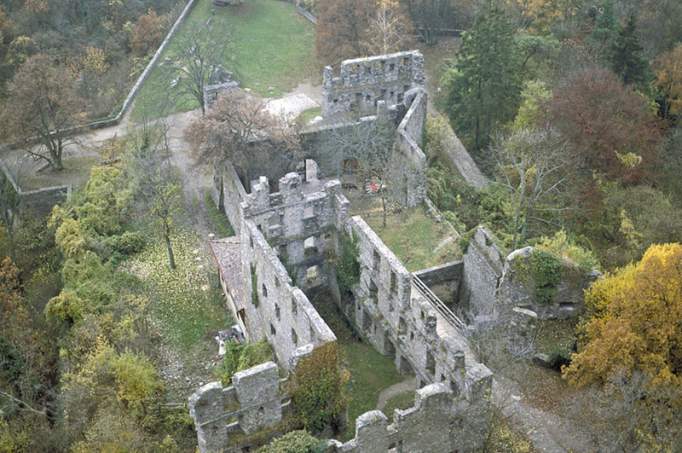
[654,44,682,120]
[362,0,414,55]
[0,54,85,171]
[315,0,372,65]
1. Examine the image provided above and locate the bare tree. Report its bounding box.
[0,54,85,171]
[129,122,182,270]
[167,24,230,116]
[492,127,572,249]
[404,0,455,45]
[186,90,302,204]
[363,0,415,55]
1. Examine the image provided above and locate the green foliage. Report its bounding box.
[529,250,562,305]
[204,191,234,237]
[103,231,147,257]
[251,264,260,308]
[215,340,274,385]
[336,232,360,295]
[111,352,163,414]
[512,80,551,130]
[442,1,521,153]
[609,15,649,86]
[289,343,348,434]
[256,430,322,453]
[535,230,600,272]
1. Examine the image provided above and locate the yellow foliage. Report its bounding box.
[563,244,682,392]
[81,46,109,75]
[655,44,682,117]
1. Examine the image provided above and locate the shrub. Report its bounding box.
[106,231,146,256]
[288,343,348,434]
[535,230,599,272]
[336,232,360,295]
[256,430,323,453]
[215,340,273,385]
[529,250,562,305]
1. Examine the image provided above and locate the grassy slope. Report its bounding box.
[133,0,317,121]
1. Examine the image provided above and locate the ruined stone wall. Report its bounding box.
[497,246,599,320]
[391,88,428,207]
[414,261,463,308]
[322,50,425,118]
[461,227,505,324]
[189,362,286,453]
[346,216,492,427]
[218,161,247,234]
[0,160,70,218]
[239,219,336,369]
[242,167,350,289]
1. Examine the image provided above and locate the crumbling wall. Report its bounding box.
[219,161,247,234]
[460,227,505,324]
[322,50,425,118]
[239,219,336,369]
[497,246,599,319]
[414,261,463,309]
[188,361,285,453]
[346,216,492,427]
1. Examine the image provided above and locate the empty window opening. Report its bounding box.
[362,309,372,332]
[275,304,281,321]
[390,271,397,293]
[304,236,317,257]
[262,284,268,298]
[389,63,395,71]
[369,280,379,304]
[292,297,298,315]
[373,249,381,270]
[305,265,320,283]
[291,329,298,345]
[398,317,407,335]
[270,323,276,336]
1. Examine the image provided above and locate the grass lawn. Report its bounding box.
[128,230,232,350]
[309,290,405,440]
[132,0,317,121]
[204,190,235,237]
[363,204,461,272]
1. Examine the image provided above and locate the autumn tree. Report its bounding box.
[654,43,682,120]
[129,123,182,270]
[186,90,301,203]
[316,0,372,65]
[550,68,662,184]
[0,54,85,171]
[442,1,521,153]
[167,24,229,115]
[362,0,414,55]
[563,243,682,449]
[129,9,167,57]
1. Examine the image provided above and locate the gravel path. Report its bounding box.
[376,377,417,411]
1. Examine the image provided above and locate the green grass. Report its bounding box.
[18,155,101,191]
[127,230,231,350]
[296,106,322,128]
[381,391,415,419]
[132,0,317,121]
[364,205,461,272]
[308,290,404,440]
[204,190,235,237]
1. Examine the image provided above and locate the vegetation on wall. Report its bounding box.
[215,340,274,386]
[335,232,360,296]
[256,430,324,453]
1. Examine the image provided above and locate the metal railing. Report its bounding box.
[412,274,466,332]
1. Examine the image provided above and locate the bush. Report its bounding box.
[336,232,360,296]
[288,343,348,434]
[256,430,323,453]
[215,340,273,385]
[535,230,599,272]
[106,231,146,256]
[529,250,562,305]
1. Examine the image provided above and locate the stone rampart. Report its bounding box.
[392,88,428,206]
[461,227,505,324]
[218,161,247,234]
[322,51,425,118]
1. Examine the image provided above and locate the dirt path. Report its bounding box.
[376,377,417,411]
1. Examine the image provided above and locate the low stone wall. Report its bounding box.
[392,88,428,207]
[414,261,463,308]
[0,160,70,218]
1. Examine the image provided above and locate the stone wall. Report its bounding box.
[460,227,505,324]
[322,50,425,118]
[414,261,463,309]
[238,219,337,369]
[188,361,286,453]
[0,160,70,218]
[217,161,247,234]
[346,216,493,438]
[497,246,599,320]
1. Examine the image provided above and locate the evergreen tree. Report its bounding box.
[609,15,649,86]
[442,1,521,154]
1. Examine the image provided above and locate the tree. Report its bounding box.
[404,0,456,45]
[316,0,372,65]
[0,54,85,171]
[167,24,229,116]
[362,0,414,55]
[186,90,301,200]
[129,124,182,270]
[129,8,167,57]
[442,1,521,153]
[609,15,649,86]
[550,68,662,184]
[654,43,682,120]
[0,170,20,260]
[492,127,572,248]
[563,244,682,448]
